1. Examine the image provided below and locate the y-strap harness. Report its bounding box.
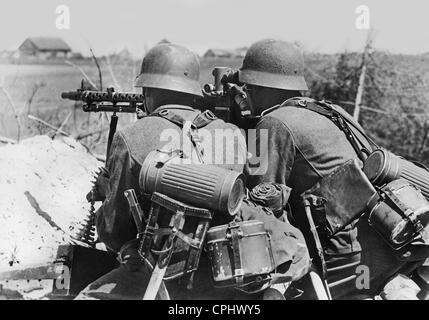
[262,97,379,162]
[147,108,218,163]
[137,108,218,285]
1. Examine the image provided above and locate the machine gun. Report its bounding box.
[61,86,144,114]
[62,71,255,159]
[61,81,146,159]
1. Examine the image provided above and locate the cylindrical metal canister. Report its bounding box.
[139,151,245,215]
[367,179,429,249]
[205,220,274,287]
[363,149,429,201]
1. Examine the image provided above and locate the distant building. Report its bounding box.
[203,47,248,59]
[204,49,234,59]
[18,37,72,59]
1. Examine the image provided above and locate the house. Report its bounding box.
[18,37,72,59]
[203,47,248,59]
[203,49,235,59]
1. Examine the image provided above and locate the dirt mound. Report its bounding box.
[0,135,103,271]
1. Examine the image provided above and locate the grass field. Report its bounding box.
[0,57,243,150]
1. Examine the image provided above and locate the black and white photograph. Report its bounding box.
[0,0,428,304]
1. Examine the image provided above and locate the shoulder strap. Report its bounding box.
[276,98,376,162]
[150,109,217,163]
[318,100,380,150]
[192,110,218,129]
[150,109,217,129]
[150,109,187,128]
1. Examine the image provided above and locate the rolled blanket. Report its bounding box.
[249,183,291,218]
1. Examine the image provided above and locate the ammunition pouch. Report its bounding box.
[367,179,429,250]
[138,192,213,281]
[205,219,275,292]
[302,159,376,238]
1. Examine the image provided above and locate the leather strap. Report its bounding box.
[156,208,186,269]
[192,110,218,128]
[151,109,187,128]
[383,188,423,233]
[179,219,211,288]
[138,203,160,259]
[227,221,244,286]
[151,109,217,129]
[268,97,375,162]
[139,192,213,285]
[150,109,216,164]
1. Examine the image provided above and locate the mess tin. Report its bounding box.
[367,179,429,250]
[205,220,274,288]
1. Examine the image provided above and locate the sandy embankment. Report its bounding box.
[0,135,102,298]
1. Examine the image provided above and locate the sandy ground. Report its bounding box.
[0,135,103,298]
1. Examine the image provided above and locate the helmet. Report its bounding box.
[239,39,308,91]
[135,43,202,97]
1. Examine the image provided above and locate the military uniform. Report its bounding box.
[77,42,310,300]
[240,39,428,299]
[247,102,364,297]
[76,104,310,300]
[246,99,429,298]
[77,104,244,299]
[97,104,246,252]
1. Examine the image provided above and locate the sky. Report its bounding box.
[1,0,429,57]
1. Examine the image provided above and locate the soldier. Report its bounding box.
[76,42,310,300]
[240,39,428,299]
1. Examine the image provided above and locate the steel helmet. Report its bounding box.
[135,43,202,97]
[239,39,308,91]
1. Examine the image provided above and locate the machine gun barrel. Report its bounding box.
[61,85,146,160]
[61,90,144,104]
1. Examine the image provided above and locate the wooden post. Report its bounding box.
[353,30,373,122]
